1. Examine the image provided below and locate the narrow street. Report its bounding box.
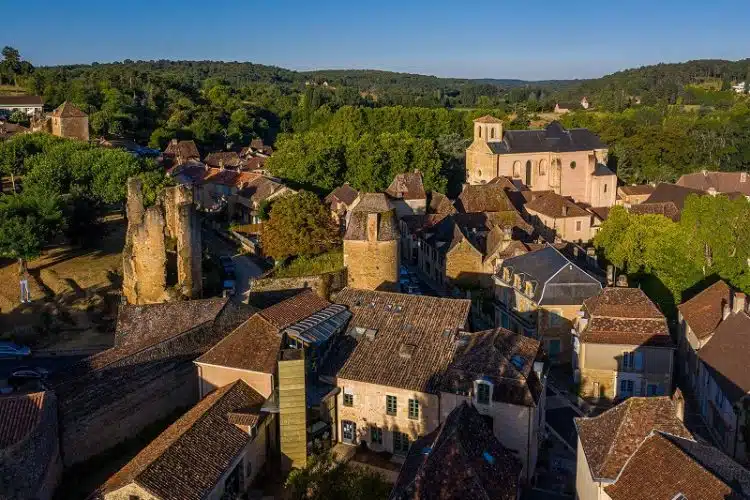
[201,228,265,302]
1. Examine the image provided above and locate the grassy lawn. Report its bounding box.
[272,250,344,278]
[0,85,28,95]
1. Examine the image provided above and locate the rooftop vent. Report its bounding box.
[365,329,378,341]
[422,447,432,455]
[442,328,454,338]
[394,305,403,313]
[399,343,416,359]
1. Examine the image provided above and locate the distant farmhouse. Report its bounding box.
[0,94,43,116]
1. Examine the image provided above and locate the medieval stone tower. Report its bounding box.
[123,178,202,304]
[49,101,89,141]
[343,193,400,291]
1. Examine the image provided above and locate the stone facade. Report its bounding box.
[50,114,89,141]
[465,119,615,207]
[123,178,202,304]
[344,206,400,292]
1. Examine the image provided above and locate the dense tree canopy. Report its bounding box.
[262,191,341,261]
[0,193,63,262]
[595,196,750,313]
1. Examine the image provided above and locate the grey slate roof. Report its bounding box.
[489,122,606,155]
[345,193,400,241]
[497,246,602,305]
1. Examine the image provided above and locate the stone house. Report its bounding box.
[30,101,89,141]
[575,395,750,500]
[616,184,655,206]
[425,212,533,290]
[99,380,273,500]
[325,183,359,231]
[195,290,337,399]
[629,182,707,221]
[677,170,750,198]
[0,95,43,115]
[465,118,616,208]
[385,170,428,217]
[170,162,264,211]
[523,191,595,243]
[163,139,200,166]
[204,151,242,169]
[343,193,400,292]
[52,297,254,466]
[439,328,547,483]
[494,246,602,362]
[320,289,471,458]
[678,284,750,463]
[0,391,61,500]
[574,287,674,400]
[390,403,522,500]
[229,175,293,226]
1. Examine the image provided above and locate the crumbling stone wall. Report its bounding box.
[249,269,347,301]
[123,179,202,304]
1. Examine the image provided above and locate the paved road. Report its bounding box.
[0,354,89,381]
[202,229,265,302]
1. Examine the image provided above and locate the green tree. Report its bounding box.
[0,193,63,268]
[285,451,391,500]
[262,191,340,261]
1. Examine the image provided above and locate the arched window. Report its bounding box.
[604,184,608,193]
[539,159,547,176]
[478,126,482,138]
[477,170,482,178]
[512,161,522,178]
[525,160,532,186]
[490,128,495,139]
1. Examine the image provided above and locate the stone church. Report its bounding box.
[465,116,617,207]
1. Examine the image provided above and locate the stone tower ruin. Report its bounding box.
[343,193,400,292]
[122,178,202,305]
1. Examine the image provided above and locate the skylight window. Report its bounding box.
[510,355,525,371]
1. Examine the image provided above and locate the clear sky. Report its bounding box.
[4,0,749,80]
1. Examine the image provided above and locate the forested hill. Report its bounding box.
[560,58,750,110]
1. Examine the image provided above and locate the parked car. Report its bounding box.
[10,366,49,379]
[0,342,31,358]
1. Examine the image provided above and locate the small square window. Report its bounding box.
[386,395,397,416]
[371,426,383,444]
[343,393,353,407]
[408,399,419,420]
[393,431,410,455]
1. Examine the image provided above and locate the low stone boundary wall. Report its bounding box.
[249,269,347,301]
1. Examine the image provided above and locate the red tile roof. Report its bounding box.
[385,171,427,201]
[575,396,691,481]
[524,191,590,218]
[677,171,750,196]
[605,432,747,500]
[581,288,672,347]
[258,289,331,330]
[0,392,47,448]
[101,380,265,500]
[677,280,731,340]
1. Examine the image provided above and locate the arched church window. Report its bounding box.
[478,127,482,138]
[539,159,547,176]
[490,128,495,139]
[512,161,522,178]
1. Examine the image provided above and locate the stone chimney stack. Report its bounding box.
[723,303,732,320]
[616,275,628,287]
[672,388,685,422]
[366,213,379,242]
[733,292,746,314]
[606,265,615,286]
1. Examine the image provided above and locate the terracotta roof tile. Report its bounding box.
[101,380,265,500]
[427,192,456,215]
[456,184,515,213]
[204,151,242,169]
[575,396,691,481]
[0,391,47,448]
[345,194,400,241]
[619,184,656,196]
[258,289,331,330]
[605,432,750,500]
[442,329,545,407]
[677,171,750,197]
[164,140,200,161]
[678,280,732,340]
[524,192,590,218]
[697,310,750,403]
[322,289,471,393]
[385,171,427,201]
[473,115,503,123]
[49,101,87,117]
[580,288,672,347]
[390,403,521,500]
[325,183,359,207]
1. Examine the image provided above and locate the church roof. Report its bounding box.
[489,122,605,155]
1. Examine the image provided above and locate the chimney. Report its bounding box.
[170,139,177,147]
[723,303,732,320]
[616,275,628,287]
[606,265,615,286]
[702,169,708,176]
[733,292,746,314]
[562,205,568,217]
[672,388,685,422]
[366,213,379,242]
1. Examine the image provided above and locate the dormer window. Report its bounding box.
[503,268,510,282]
[513,274,522,290]
[524,281,534,296]
[475,380,493,405]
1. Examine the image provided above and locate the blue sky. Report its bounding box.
[3,0,749,80]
